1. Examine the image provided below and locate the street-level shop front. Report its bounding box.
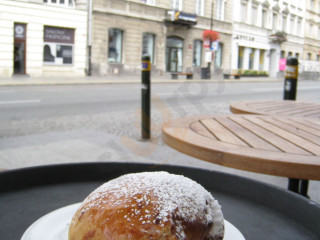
[0,0,87,78]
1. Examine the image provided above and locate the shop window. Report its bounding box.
[259,50,265,71]
[142,33,155,64]
[43,0,74,7]
[196,0,204,16]
[214,42,223,68]
[43,26,74,65]
[238,47,244,69]
[193,40,202,67]
[108,29,123,63]
[166,37,183,72]
[249,48,254,70]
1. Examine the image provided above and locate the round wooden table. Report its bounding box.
[162,114,320,196]
[230,100,320,119]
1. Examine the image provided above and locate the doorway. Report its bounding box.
[13,23,27,75]
[166,37,183,72]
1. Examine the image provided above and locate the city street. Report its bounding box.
[0,80,319,203]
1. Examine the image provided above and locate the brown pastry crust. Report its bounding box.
[68,172,224,240]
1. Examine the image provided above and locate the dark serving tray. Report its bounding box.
[0,162,319,240]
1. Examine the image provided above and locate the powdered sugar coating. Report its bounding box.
[79,171,224,239]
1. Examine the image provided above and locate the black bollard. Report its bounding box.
[283,57,309,197]
[283,57,298,100]
[141,55,151,140]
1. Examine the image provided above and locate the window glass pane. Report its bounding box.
[241,3,247,22]
[238,47,244,69]
[214,42,223,68]
[166,37,183,72]
[43,26,74,65]
[193,40,202,66]
[108,29,123,63]
[262,10,267,28]
[44,44,55,62]
[142,33,155,64]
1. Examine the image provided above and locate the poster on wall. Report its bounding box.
[279,58,287,71]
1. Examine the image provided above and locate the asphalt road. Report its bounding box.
[0,80,319,203]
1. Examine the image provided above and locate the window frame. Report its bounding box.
[43,26,75,66]
[43,0,74,7]
[108,28,124,64]
[142,33,156,64]
[171,0,182,11]
[193,39,203,67]
[196,0,204,16]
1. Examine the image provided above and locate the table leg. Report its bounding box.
[288,178,309,197]
[288,178,299,193]
[299,180,309,197]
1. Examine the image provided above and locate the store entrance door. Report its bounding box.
[168,47,179,72]
[166,37,183,72]
[13,23,27,75]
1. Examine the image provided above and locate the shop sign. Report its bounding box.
[44,26,75,44]
[205,52,212,63]
[211,41,219,51]
[174,11,197,23]
[14,23,26,40]
[234,35,255,42]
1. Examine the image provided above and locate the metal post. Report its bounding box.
[141,55,151,140]
[87,0,93,76]
[284,57,308,196]
[283,57,298,100]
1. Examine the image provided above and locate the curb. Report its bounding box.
[0,78,283,86]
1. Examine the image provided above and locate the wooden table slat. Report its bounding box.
[200,118,248,146]
[214,116,281,151]
[234,116,311,155]
[270,105,320,116]
[190,121,217,140]
[231,101,320,119]
[250,102,297,112]
[291,118,320,132]
[266,117,320,147]
[247,116,319,155]
[162,115,320,180]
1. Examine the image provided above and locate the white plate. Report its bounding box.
[22,203,245,240]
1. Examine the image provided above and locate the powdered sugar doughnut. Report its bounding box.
[68,172,224,240]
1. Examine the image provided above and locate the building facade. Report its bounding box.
[231,0,305,78]
[301,0,320,80]
[90,0,233,78]
[0,0,319,79]
[0,0,87,78]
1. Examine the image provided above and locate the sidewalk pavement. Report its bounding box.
[0,75,283,86]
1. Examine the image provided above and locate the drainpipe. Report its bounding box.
[87,0,93,76]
